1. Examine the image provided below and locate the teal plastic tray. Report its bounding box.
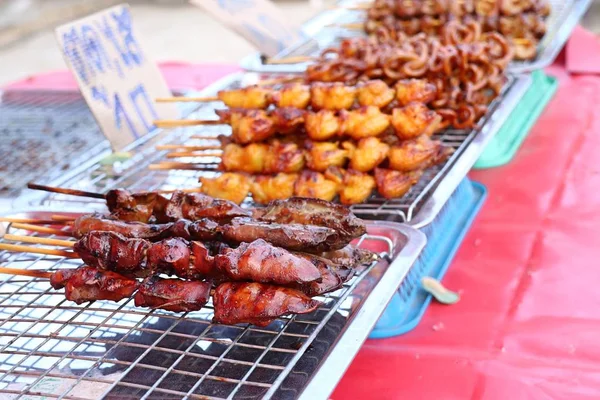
[474,71,558,169]
[370,178,487,338]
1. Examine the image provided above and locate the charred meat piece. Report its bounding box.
[105,189,164,223]
[219,217,343,253]
[253,197,367,240]
[292,255,343,296]
[215,239,321,285]
[157,191,251,222]
[73,215,220,243]
[75,231,151,277]
[212,282,321,327]
[134,276,211,312]
[51,266,139,304]
[146,238,216,280]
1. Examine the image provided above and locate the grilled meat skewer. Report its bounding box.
[71,214,350,253]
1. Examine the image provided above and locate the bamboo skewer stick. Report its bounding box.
[52,215,76,222]
[148,162,218,171]
[154,120,222,128]
[10,223,73,237]
[327,22,364,29]
[157,188,203,194]
[156,144,222,151]
[165,151,223,159]
[0,267,52,279]
[0,218,64,225]
[3,234,75,248]
[190,135,222,140]
[155,96,219,103]
[263,56,317,65]
[330,3,370,10]
[0,243,78,258]
[27,183,105,199]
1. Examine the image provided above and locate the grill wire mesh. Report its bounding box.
[0,90,109,199]
[33,75,515,222]
[0,221,396,399]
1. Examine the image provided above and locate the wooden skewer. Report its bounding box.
[330,3,370,10]
[263,56,317,65]
[52,215,76,222]
[154,120,223,128]
[10,223,72,237]
[190,135,223,140]
[157,188,202,194]
[155,96,219,103]
[327,22,364,30]
[254,76,305,86]
[165,151,223,159]
[0,218,64,225]
[156,144,222,151]
[27,183,105,199]
[0,243,78,258]
[148,162,218,171]
[3,234,75,248]
[0,267,52,279]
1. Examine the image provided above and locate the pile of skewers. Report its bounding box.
[1,186,376,327]
[341,0,551,60]
[153,79,453,205]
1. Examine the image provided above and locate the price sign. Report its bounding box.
[55,4,178,151]
[191,0,304,57]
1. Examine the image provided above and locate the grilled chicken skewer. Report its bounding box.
[155,102,442,145]
[156,79,437,111]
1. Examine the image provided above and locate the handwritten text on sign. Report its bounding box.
[56,4,178,151]
[191,0,304,57]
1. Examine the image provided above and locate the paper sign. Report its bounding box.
[55,4,178,151]
[190,0,304,57]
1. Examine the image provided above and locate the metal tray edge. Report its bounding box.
[409,74,533,228]
[298,221,427,400]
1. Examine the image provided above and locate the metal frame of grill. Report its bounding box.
[19,72,531,227]
[0,211,426,399]
[239,0,592,74]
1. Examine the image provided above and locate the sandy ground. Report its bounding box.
[0,1,330,86]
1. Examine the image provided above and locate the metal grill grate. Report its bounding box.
[0,90,109,199]
[0,214,424,399]
[27,72,520,224]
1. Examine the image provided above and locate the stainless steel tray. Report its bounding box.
[19,72,531,227]
[0,209,426,400]
[240,0,591,74]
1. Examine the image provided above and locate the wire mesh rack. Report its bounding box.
[22,72,525,225]
[0,90,110,200]
[0,211,425,399]
[240,0,591,74]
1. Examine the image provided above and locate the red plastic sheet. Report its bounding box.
[333,58,600,400]
[5,43,600,399]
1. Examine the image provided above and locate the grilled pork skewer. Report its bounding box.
[0,267,321,323]
[27,183,251,224]
[2,232,376,294]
